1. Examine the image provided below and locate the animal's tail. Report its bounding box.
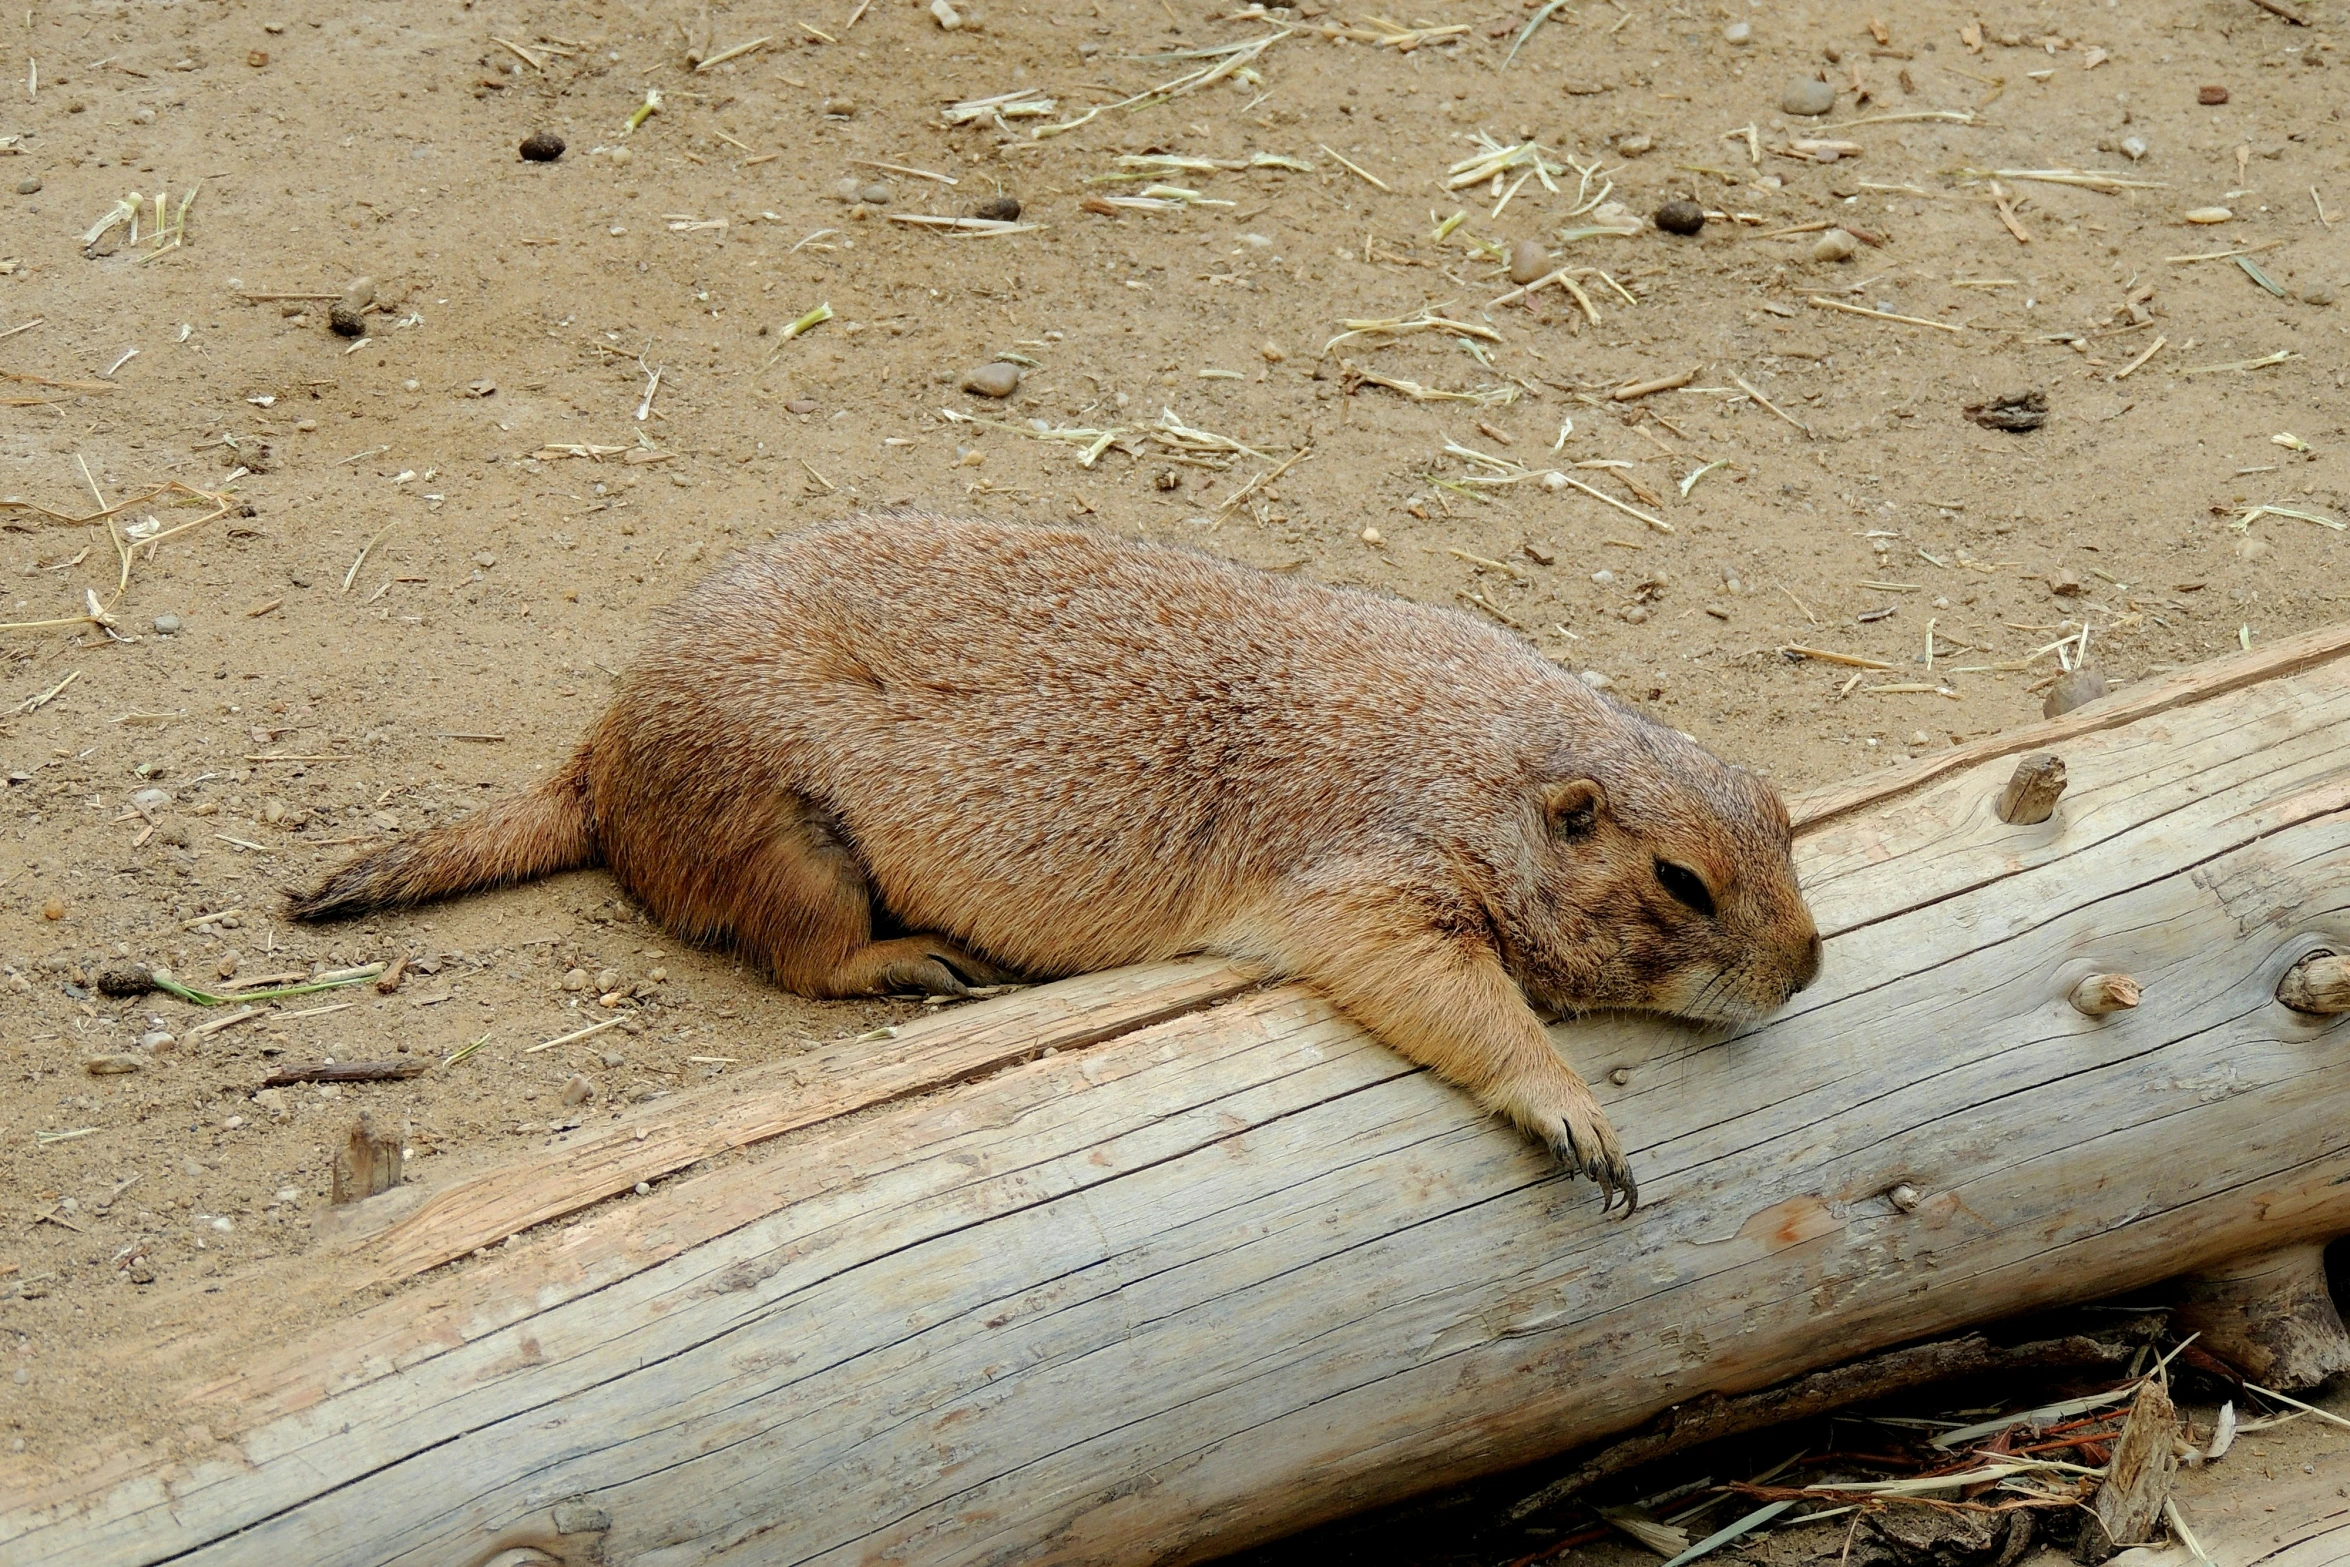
[286,750,597,921]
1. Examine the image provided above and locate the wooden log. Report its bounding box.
[5,624,2350,1567]
[2169,1243,2350,1391]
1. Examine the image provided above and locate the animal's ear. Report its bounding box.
[1542,778,1607,841]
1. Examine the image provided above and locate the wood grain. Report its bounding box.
[360,955,1264,1280]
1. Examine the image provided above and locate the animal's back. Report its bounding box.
[599,512,1581,971]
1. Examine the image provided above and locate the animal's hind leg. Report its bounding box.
[733,798,1016,999]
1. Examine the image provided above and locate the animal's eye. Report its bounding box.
[1654,860,1715,917]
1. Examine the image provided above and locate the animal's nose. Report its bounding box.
[1789,931,1823,993]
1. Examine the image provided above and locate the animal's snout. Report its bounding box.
[1788,930,1823,996]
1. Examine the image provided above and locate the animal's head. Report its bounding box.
[1492,716,1820,1026]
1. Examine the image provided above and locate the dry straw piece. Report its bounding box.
[0,479,240,634]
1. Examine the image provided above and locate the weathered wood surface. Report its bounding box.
[5,627,2349,1567]
[2171,1244,2350,1391]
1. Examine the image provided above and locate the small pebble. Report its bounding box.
[562,966,590,992]
[596,966,622,992]
[1360,526,1383,545]
[973,195,1021,222]
[831,177,863,203]
[2197,84,2229,105]
[1653,199,1705,236]
[1508,237,1549,284]
[342,274,377,310]
[561,1074,595,1107]
[1579,670,1614,690]
[960,361,1022,398]
[1721,19,1751,43]
[328,300,367,337]
[139,1030,175,1051]
[1591,568,1616,585]
[2047,569,2084,597]
[14,176,40,196]
[823,97,856,117]
[1779,78,1838,116]
[786,396,818,414]
[857,182,892,206]
[473,550,496,568]
[84,1054,144,1076]
[608,146,632,167]
[2183,206,2232,224]
[2298,283,2336,307]
[2234,536,2272,563]
[599,1050,627,1069]
[2120,135,2148,161]
[151,613,182,636]
[1811,227,1859,262]
[42,898,64,921]
[1615,132,1654,158]
[2043,667,2110,718]
[130,787,172,812]
[519,129,566,162]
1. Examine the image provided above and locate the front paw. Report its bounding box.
[1491,1077,1637,1213]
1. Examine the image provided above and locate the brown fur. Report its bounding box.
[291,512,1821,1206]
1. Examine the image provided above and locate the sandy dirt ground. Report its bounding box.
[2,0,2346,1550]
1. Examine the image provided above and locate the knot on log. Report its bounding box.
[1994,752,2067,825]
[2276,950,2350,1015]
[2069,973,2141,1015]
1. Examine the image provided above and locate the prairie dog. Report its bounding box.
[292,512,1821,1206]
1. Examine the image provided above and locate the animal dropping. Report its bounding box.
[290,514,1822,1208]
[1653,199,1705,236]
